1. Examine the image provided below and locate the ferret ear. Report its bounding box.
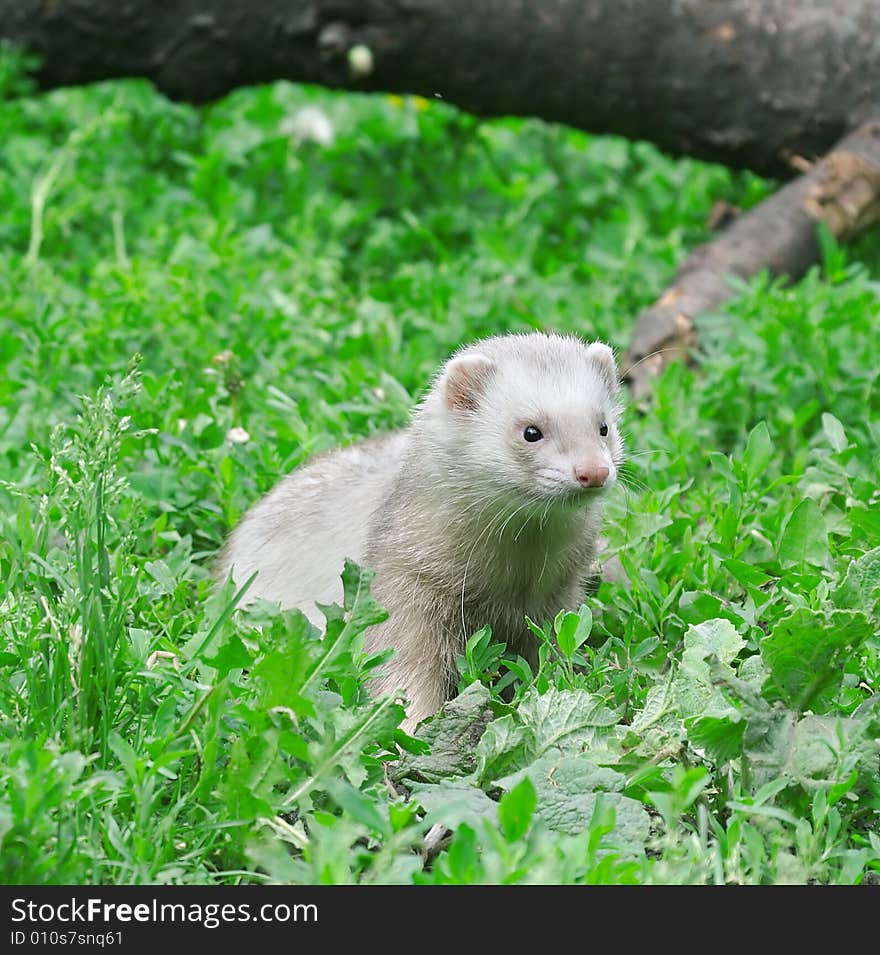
[585,342,619,394]
[442,353,496,413]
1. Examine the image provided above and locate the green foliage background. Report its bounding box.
[1,52,878,884]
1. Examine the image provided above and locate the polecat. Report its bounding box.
[216,332,624,727]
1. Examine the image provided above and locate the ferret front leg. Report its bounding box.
[365,613,456,733]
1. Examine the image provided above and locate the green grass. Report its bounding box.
[1,50,878,885]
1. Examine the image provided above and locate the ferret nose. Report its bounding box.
[574,464,610,487]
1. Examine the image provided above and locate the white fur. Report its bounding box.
[216,333,624,728]
[215,432,408,621]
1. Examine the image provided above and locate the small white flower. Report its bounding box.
[348,44,374,78]
[283,107,334,146]
[227,426,250,444]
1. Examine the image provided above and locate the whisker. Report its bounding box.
[620,346,682,380]
[513,492,546,542]
[616,475,650,495]
[624,449,673,459]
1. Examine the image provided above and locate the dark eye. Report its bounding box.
[599,422,609,437]
[523,425,543,443]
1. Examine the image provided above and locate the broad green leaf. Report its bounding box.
[443,825,481,882]
[324,778,389,836]
[630,680,675,734]
[722,558,772,589]
[518,688,622,759]
[497,755,648,846]
[680,617,744,668]
[687,715,745,764]
[225,727,289,820]
[760,607,873,712]
[777,499,828,569]
[108,732,139,782]
[674,618,745,721]
[627,678,685,762]
[411,781,498,830]
[393,682,492,784]
[144,559,177,594]
[250,612,316,715]
[742,705,880,794]
[495,753,624,799]
[475,713,535,784]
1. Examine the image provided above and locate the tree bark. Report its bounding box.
[2,0,879,179]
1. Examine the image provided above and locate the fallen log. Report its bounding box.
[623,120,880,398]
[3,0,879,178]
[3,1,879,389]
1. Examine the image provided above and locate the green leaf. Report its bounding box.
[324,778,389,836]
[225,728,288,821]
[393,682,493,784]
[108,732,139,782]
[306,561,389,694]
[722,558,772,589]
[627,678,685,761]
[144,559,177,594]
[496,754,624,798]
[760,607,873,712]
[834,546,880,614]
[777,499,828,569]
[821,413,848,453]
[674,618,745,721]
[289,695,403,809]
[687,715,745,764]
[518,688,622,759]
[743,421,773,483]
[341,559,389,631]
[496,755,648,846]
[411,781,498,831]
[475,713,535,784]
[741,706,880,794]
[443,824,481,882]
[457,625,506,685]
[250,612,316,715]
[497,777,537,842]
[555,605,592,660]
[204,634,253,678]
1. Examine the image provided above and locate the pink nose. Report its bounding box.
[575,464,610,487]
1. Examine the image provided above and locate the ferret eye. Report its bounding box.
[599,422,609,437]
[523,425,543,443]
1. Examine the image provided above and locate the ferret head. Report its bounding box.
[425,332,624,505]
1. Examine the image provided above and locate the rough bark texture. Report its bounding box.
[623,119,880,398]
[2,0,879,178]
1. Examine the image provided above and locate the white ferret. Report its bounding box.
[216,332,624,727]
